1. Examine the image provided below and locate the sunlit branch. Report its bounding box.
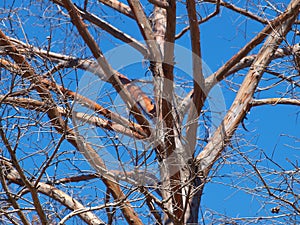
[158,0,183,219]
[40,79,148,137]
[60,2,148,223]
[1,0,299,223]
[127,0,162,61]
[263,68,300,88]
[140,187,163,225]
[1,159,106,225]
[250,98,300,107]
[205,18,289,90]
[55,171,166,224]
[206,44,300,87]
[196,0,300,175]
[148,0,169,9]
[239,152,300,214]
[180,24,300,119]
[185,0,205,151]
[139,186,177,222]
[162,0,176,122]
[98,0,135,18]
[181,0,206,222]
[55,170,159,187]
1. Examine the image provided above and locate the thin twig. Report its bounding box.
[176,0,220,39]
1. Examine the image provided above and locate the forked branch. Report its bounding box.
[6,37,156,118]
[63,0,152,137]
[52,0,148,56]
[196,0,300,177]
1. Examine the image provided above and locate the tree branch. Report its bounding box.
[98,0,135,18]
[0,95,145,139]
[176,0,220,39]
[0,162,31,225]
[148,0,169,9]
[1,158,106,225]
[6,37,156,118]
[52,0,149,57]
[0,29,61,225]
[185,0,206,155]
[63,0,152,138]
[251,98,300,107]
[127,0,162,61]
[196,0,300,175]
[180,14,300,119]
[205,0,268,23]
[206,44,300,88]
[0,58,147,138]
[239,151,300,214]
[0,28,144,225]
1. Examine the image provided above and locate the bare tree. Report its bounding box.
[0,0,300,224]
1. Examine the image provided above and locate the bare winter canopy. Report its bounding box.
[0,0,300,224]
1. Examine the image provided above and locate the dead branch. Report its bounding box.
[0,29,61,225]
